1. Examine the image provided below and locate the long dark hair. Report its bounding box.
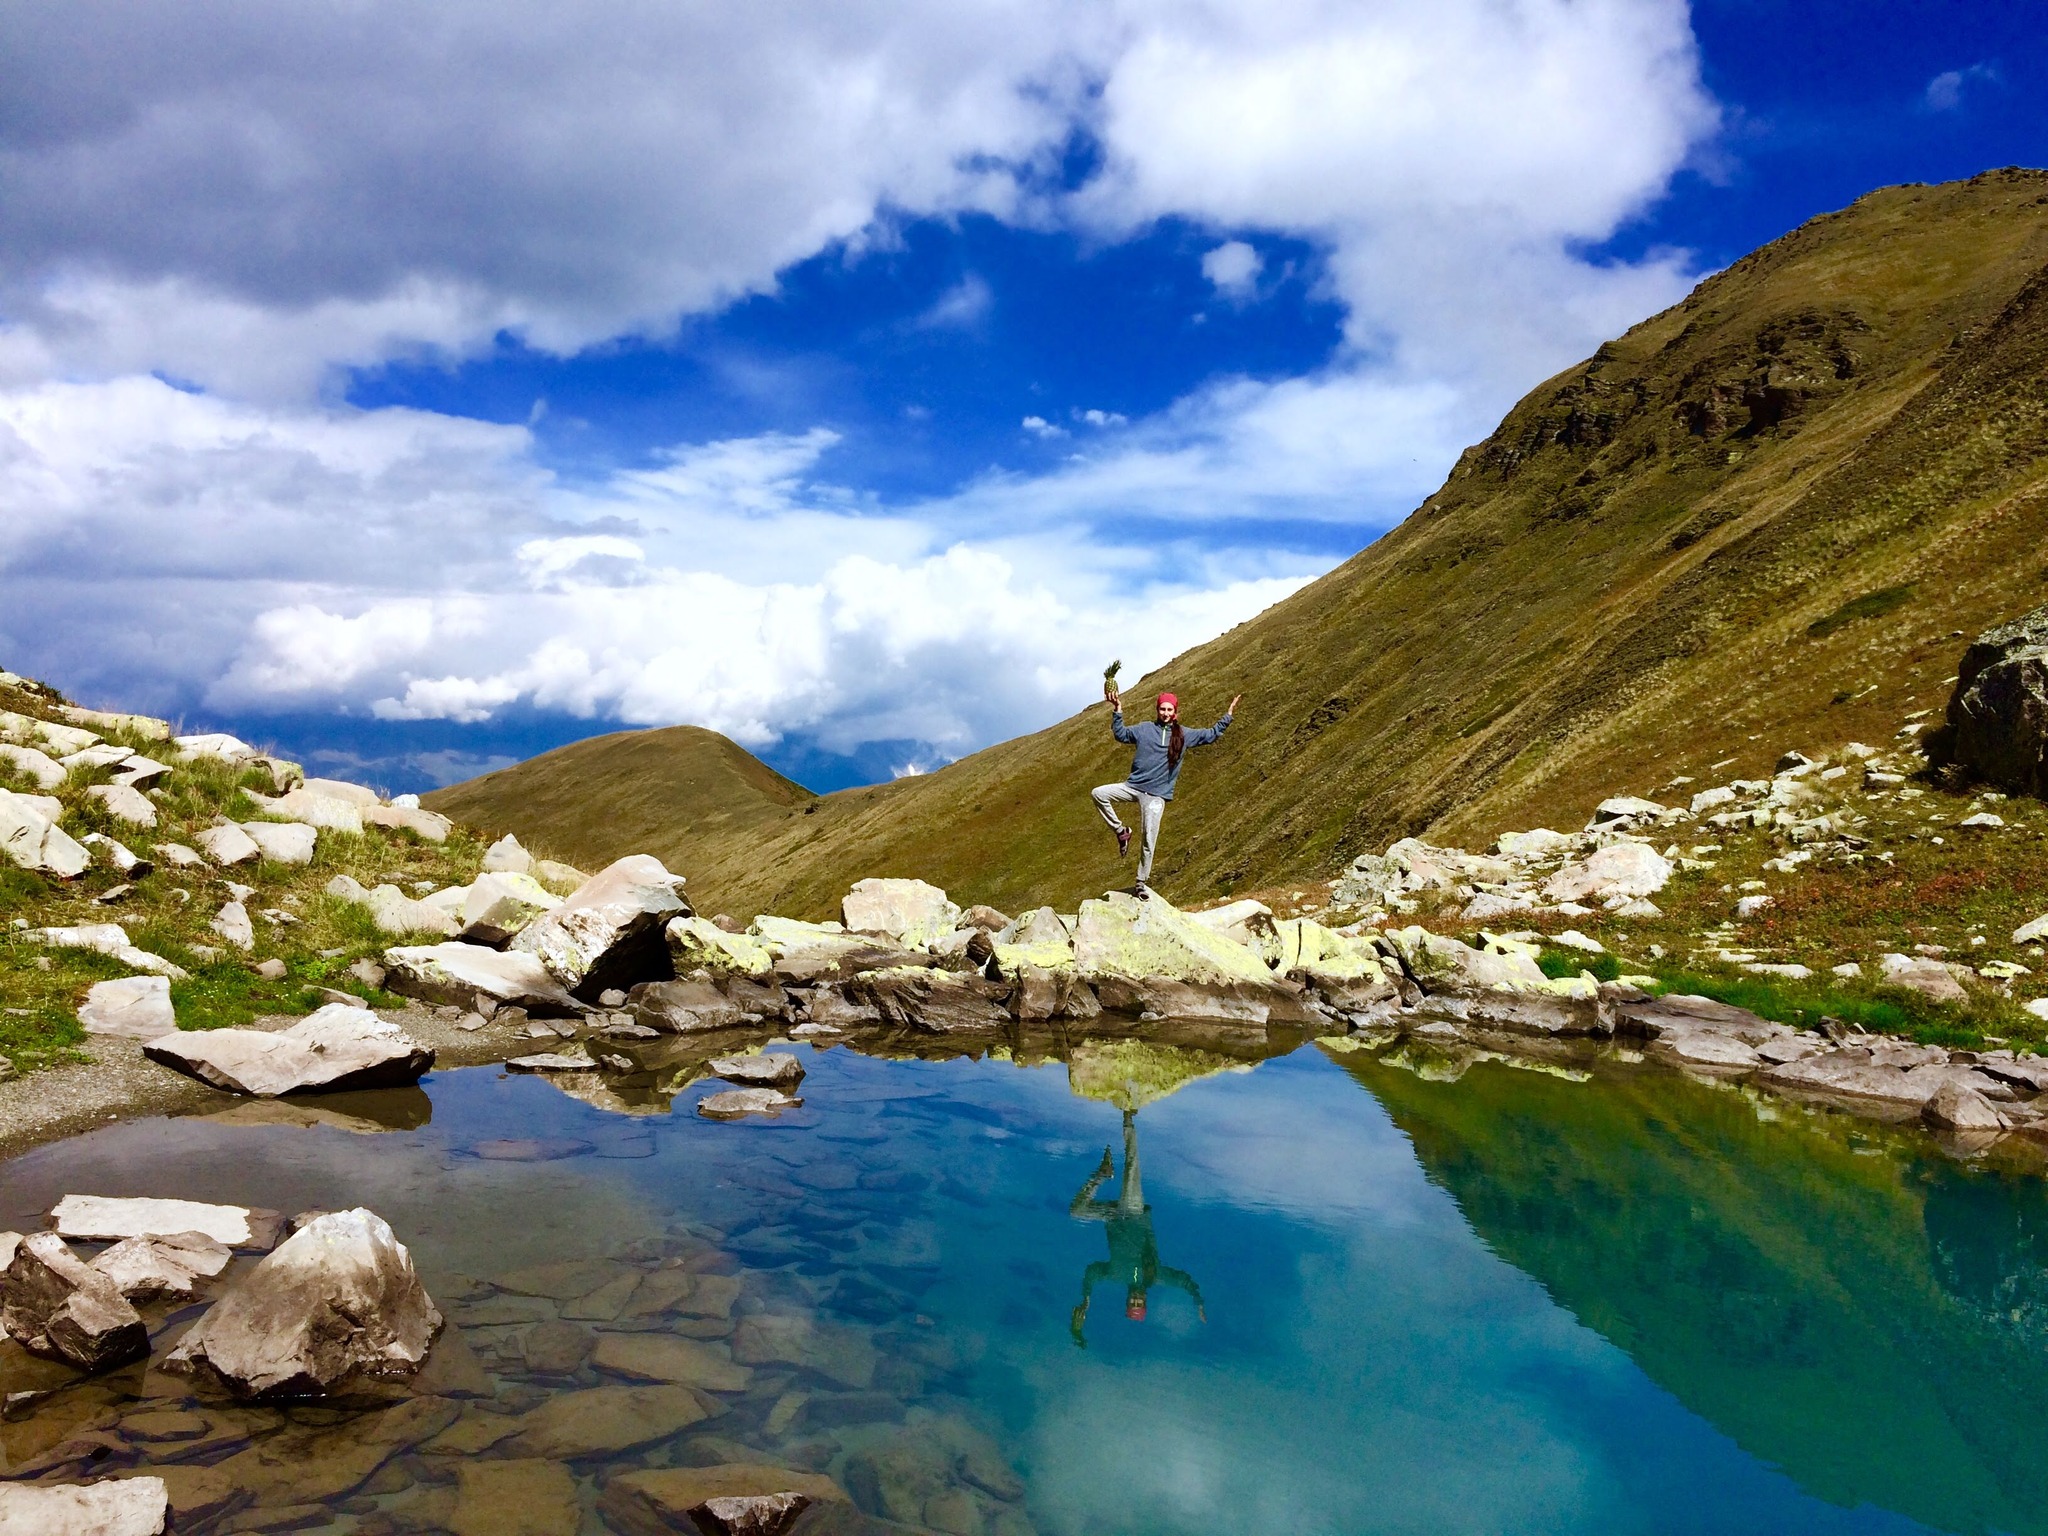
[1167,720,1185,771]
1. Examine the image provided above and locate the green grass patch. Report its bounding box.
[1540,948,1623,982]
[1645,965,2038,1050]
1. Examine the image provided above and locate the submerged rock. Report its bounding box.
[699,1088,802,1119]
[165,1208,443,1398]
[503,1383,714,1458]
[0,1231,152,1370]
[144,1003,434,1096]
[600,1467,844,1536]
[511,854,690,998]
[0,1479,169,1536]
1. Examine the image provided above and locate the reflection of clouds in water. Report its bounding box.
[1132,1050,1448,1230]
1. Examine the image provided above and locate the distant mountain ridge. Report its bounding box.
[430,169,2048,919]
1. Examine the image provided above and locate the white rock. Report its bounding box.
[58,704,172,740]
[364,803,452,843]
[1688,785,1738,814]
[389,792,421,809]
[382,941,578,1010]
[1590,796,1670,825]
[1542,841,1673,903]
[28,923,187,978]
[251,788,362,834]
[698,1087,802,1119]
[50,1195,284,1249]
[1878,952,1969,1004]
[2026,999,2048,1022]
[1188,898,1280,960]
[1957,812,2005,829]
[533,858,589,894]
[212,900,255,950]
[1609,899,1664,919]
[239,820,317,864]
[841,877,961,948]
[300,776,380,807]
[482,833,533,874]
[164,1208,441,1398]
[174,732,258,763]
[461,871,561,945]
[2012,914,2048,945]
[0,786,91,877]
[1494,828,1575,859]
[0,1479,168,1536]
[82,782,158,829]
[61,742,137,772]
[196,822,262,866]
[1742,962,1813,979]
[154,841,207,868]
[113,756,173,788]
[90,1232,232,1301]
[78,976,176,1038]
[1831,962,1863,978]
[1552,929,1605,953]
[0,742,66,789]
[511,854,689,995]
[1734,895,1774,919]
[143,1004,435,1096]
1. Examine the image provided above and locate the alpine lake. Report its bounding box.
[4,1011,2047,1536]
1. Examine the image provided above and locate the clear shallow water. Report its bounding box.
[4,1031,2046,1536]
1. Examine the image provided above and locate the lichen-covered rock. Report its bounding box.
[666,915,774,978]
[1188,899,1282,964]
[165,1208,442,1398]
[1274,918,1399,1008]
[1946,602,2048,798]
[0,1231,151,1370]
[511,854,689,998]
[1074,892,1311,1023]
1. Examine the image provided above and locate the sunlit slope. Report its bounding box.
[1342,1050,2048,1536]
[436,170,2048,919]
[424,724,815,897]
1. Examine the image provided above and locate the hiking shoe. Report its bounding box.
[1116,826,1132,858]
[1133,881,1151,900]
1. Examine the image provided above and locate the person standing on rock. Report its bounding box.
[1093,686,1239,899]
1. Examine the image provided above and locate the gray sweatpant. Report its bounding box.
[1092,782,1165,884]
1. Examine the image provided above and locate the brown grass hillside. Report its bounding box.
[431,169,2048,920]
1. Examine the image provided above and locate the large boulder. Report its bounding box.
[87,782,159,828]
[363,803,453,842]
[0,786,90,877]
[78,975,177,1038]
[300,776,379,807]
[383,941,578,1012]
[1541,841,1673,904]
[196,822,262,866]
[328,875,461,938]
[91,1231,233,1301]
[0,1231,151,1370]
[1946,603,2048,797]
[143,1004,435,1096]
[1383,927,1606,1035]
[846,967,1011,1033]
[0,1480,169,1536]
[666,916,774,978]
[841,878,961,949]
[248,787,363,834]
[1188,900,1283,965]
[0,742,67,789]
[461,871,560,945]
[164,1208,442,1398]
[628,978,748,1032]
[1074,892,1311,1024]
[1273,919,1399,1009]
[511,855,690,999]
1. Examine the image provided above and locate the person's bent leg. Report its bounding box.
[1135,794,1165,885]
[1092,781,1138,833]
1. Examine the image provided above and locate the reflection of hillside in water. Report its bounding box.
[1338,1047,2048,1536]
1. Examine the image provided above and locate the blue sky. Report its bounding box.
[1,0,2042,793]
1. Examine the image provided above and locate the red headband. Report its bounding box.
[1158,692,1178,707]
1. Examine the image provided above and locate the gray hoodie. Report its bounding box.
[1111,709,1230,799]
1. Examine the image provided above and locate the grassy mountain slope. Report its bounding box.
[426,725,813,880]
[435,170,2048,920]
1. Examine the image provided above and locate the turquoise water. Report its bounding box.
[4,1032,2046,1535]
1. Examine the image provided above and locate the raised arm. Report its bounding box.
[1108,698,1138,745]
[1185,693,1241,748]
[1156,1265,1207,1320]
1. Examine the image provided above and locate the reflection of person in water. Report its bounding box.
[1069,1108,1205,1347]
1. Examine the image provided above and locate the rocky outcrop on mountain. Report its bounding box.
[164,1208,442,1398]
[0,786,90,876]
[1946,602,2048,798]
[143,1003,435,1096]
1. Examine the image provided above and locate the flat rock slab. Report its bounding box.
[503,1383,714,1458]
[592,1332,752,1390]
[78,976,176,1038]
[699,1088,802,1120]
[0,1478,169,1536]
[165,1208,442,1399]
[51,1195,286,1250]
[449,1458,580,1536]
[709,1053,806,1088]
[90,1232,232,1301]
[240,821,317,864]
[383,942,579,1013]
[506,1053,600,1073]
[144,1004,434,1096]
